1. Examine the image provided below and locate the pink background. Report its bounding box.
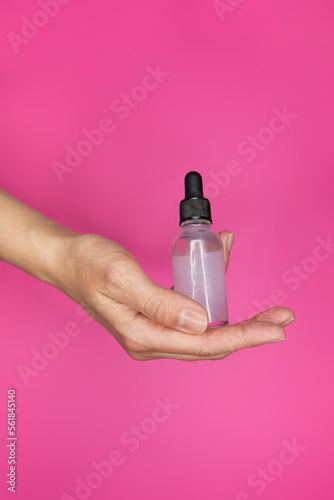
[1,0,334,499]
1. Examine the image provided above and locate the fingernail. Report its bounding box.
[280,317,295,328]
[177,308,208,334]
[268,336,286,343]
[227,233,234,252]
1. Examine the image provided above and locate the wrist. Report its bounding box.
[32,220,81,291]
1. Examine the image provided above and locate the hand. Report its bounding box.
[55,231,295,361]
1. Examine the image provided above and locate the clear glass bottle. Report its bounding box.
[172,172,229,327]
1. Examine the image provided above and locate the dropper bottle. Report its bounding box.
[172,171,229,327]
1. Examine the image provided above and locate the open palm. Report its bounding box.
[58,231,295,361]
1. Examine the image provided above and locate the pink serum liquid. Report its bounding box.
[172,219,229,327]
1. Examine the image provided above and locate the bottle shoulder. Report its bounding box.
[172,227,223,255]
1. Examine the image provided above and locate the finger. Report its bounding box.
[155,321,286,357]
[103,259,208,335]
[238,306,295,327]
[127,349,233,361]
[129,308,294,361]
[217,230,234,271]
[109,305,286,358]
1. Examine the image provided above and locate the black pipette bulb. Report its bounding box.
[179,171,212,225]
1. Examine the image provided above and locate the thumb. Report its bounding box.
[115,262,208,334]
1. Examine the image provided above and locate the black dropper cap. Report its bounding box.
[179,171,212,225]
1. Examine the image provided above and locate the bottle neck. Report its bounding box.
[180,219,212,229]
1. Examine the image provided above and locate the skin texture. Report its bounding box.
[55,233,295,360]
[0,189,295,361]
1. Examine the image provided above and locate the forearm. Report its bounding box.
[0,189,79,288]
